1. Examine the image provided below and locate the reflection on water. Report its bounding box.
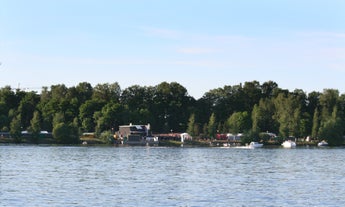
[1,146,345,206]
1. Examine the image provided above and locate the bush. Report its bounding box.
[318,119,344,146]
[53,123,79,144]
[100,130,113,144]
[240,130,261,145]
[259,132,272,143]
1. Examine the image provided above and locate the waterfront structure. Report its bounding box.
[116,124,158,145]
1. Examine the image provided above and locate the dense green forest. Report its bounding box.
[1,80,345,145]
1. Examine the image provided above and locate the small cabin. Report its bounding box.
[117,124,156,145]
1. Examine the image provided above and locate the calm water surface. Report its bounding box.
[1,145,345,207]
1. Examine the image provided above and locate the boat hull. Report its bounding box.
[249,142,263,148]
[318,141,328,147]
[281,140,296,148]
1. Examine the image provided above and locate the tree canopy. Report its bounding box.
[1,81,345,145]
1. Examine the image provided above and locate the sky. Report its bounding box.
[1,0,344,99]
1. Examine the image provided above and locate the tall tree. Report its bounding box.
[241,81,262,112]
[0,86,18,130]
[75,82,93,104]
[311,109,320,138]
[10,114,22,143]
[273,93,302,138]
[197,88,223,125]
[227,111,251,134]
[318,107,344,146]
[94,102,128,134]
[306,91,321,117]
[152,82,192,132]
[187,113,196,137]
[92,82,121,103]
[251,98,277,133]
[79,100,103,132]
[0,86,18,109]
[18,91,40,129]
[53,122,79,144]
[251,104,260,133]
[121,85,149,110]
[121,85,155,125]
[52,112,79,144]
[207,113,216,138]
[51,84,68,100]
[261,81,278,98]
[0,101,9,131]
[319,89,339,123]
[28,111,41,144]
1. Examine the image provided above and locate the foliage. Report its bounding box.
[207,113,216,138]
[79,99,103,132]
[186,113,196,137]
[152,82,193,132]
[10,114,22,143]
[318,118,344,146]
[99,130,114,144]
[273,93,302,138]
[251,98,278,133]
[92,83,121,103]
[319,89,339,121]
[240,130,255,145]
[1,80,345,145]
[94,102,127,134]
[317,105,345,146]
[258,132,272,143]
[311,109,320,138]
[28,111,41,144]
[53,122,79,144]
[226,111,251,134]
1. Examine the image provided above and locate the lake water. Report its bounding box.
[1,145,345,207]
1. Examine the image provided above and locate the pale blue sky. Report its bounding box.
[1,0,344,98]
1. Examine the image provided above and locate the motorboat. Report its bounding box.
[281,140,296,148]
[248,142,263,148]
[233,142,263,149]
[223,143,230,147]
[317,140,328,147]
[220,143,231,148]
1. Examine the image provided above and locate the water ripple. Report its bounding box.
[1,146,345,206]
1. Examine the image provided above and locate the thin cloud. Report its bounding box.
[297,31,345,39]
[176,47,219,54]
[140,26,183,39]
[207,35,255,44]
[140,26,254,43]
[139,26,254,59]
[330,63,345,72]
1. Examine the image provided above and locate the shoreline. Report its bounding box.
[1,137,339,148]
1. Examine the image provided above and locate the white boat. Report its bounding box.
[233,142,263,149]
[248,142,263,148]
[220,143,231,148]
[222,143,230,147]
[318,140,328,147]
[281,140,296,148]
[233,145,252,149]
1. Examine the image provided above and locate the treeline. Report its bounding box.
[0,80,344,145]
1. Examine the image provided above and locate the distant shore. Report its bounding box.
[1,136,338,147]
